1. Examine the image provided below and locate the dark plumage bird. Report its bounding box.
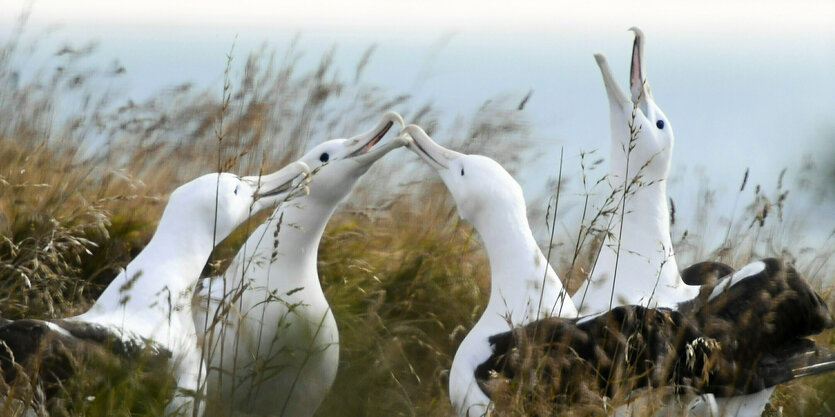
[476,259,835,413]
[680,261,736,286]
[0,319,174,413]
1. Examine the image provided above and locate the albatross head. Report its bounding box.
[595,27,674,181]
[295,111,406,206]
[163,161,311,242]
[401,124,526,229]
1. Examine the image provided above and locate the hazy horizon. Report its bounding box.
[3,1,834,248]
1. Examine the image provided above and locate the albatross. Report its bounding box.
[195,111,406,416]
[478,258,835,414]
[572,27,699,316]
[400,124,577,417]
[0,161,310,416]
[573,28,791,416]
[401,125,835,416]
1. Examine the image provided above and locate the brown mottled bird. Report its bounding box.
[477,259,835,414]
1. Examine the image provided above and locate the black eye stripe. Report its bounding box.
[656,120,665,129]
[461,168,465,176]
[320,153,329,163]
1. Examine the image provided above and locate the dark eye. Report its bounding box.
[234,185,239,195]
[460,168,465,176]
[319,153,329,163]
[656,120,665,129]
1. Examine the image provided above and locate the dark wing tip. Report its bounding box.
[754,339,835,389]
[681,261,735,286]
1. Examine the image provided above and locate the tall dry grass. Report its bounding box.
[1,13,833,417]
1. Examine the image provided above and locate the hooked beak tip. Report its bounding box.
[350,111,405,158]
[384,110,406,129]
[402,124,456,170]
[395,133,413,147]
[400,124,424,147]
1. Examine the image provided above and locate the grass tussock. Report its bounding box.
[1,13,834,417]
[317,188,488,416]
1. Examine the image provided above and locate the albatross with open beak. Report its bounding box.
[573,27,700,318]
[571,28,803,416]
[402,124,835,416]
[0,161,311,416]
[195,111,407,417]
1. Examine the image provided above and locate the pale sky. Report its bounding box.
[6,0,835,39]
[3,0,834,246]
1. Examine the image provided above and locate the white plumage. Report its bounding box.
[572,28,774,416]
[195,111,405,416]
[1,162,310,416]
[401,124,577,417]
[573,28,698,317]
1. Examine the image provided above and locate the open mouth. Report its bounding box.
[349,121,394,158]
[250,163,310,201]
[256,177,297,200]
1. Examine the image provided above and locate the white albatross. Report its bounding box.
[0,161,310,416]
[195,111,406,417]
[573,28,784,416]
[401,125,835,416]
[400,124,577,417]
[572,27,699,317]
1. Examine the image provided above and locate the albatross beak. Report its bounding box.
[400,124,463,171]
[347,111,407,165]
[245,161,311,211]
[628,27,653,104]
[594,53,631,110]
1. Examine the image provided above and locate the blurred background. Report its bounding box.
[3,0,833,246]
[1,1,834,415]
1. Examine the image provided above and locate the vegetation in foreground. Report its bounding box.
[1,15,833,416]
